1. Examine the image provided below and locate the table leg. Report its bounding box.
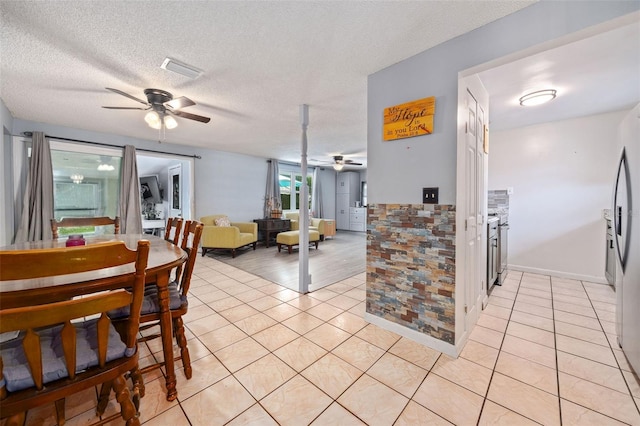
[156,272,178,401]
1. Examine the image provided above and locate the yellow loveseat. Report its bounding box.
[200,215,258,258]
[284,212,327,241]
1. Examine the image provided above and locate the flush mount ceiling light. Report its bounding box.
[70,174,84,184]
[160,57,202,79]
[519,89,557,106]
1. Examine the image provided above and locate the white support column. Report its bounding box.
[298,104,311,293]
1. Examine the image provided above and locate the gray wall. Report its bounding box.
[367,1,640,205]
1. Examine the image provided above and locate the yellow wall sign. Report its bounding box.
[383,96,435,141]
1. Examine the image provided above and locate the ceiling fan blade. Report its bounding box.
[105,87,149,105]
[165,96,196,110]
[102,106,149,110]
[344,160,363,165]
[170,110,211,123]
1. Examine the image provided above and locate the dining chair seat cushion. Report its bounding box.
[109,282,183,319]
[0,319,128,392]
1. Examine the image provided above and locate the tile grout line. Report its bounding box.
[549,276,563,426]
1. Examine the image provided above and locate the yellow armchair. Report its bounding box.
[284,212,327,241]
[200,215,258,258]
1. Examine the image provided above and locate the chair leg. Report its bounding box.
[231,249,236,258]
[252,242,257,250]
[55,398,65,426]
[201,248,207,257]
[96,380,113,416]
[174,317,192,379]
[5,412,26,426]
[288,245,293,254]
[112,374,140,426]
[314,241,319,249]
[129,365,145,407]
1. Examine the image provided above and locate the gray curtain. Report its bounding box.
[14,132,54,242]
[264,159,280,218]
[119,145,142,233]
[311,167,323,218]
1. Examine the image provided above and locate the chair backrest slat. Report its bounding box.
[177,220,204,297]
[0,241,137,281]
[51,216,120,239]
[165,217,184,245]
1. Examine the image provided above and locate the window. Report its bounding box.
[50,142,122,236]
[279,169,312,211]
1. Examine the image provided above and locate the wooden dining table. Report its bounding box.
[0,234,187,401]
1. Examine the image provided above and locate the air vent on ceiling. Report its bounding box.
[160,57,202,79]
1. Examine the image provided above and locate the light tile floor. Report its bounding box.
[21,263,640,425]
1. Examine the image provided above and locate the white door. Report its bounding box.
[456,78,489,335]
[464,89,480,329]
[169,164,182,218]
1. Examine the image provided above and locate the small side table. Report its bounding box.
[323,219,336,239]
[254,218,291,247]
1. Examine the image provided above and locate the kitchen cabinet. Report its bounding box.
[336,172,360,230]
[350,207,366,232]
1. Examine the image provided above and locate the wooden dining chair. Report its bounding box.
[0,240,150,426]
[164,217,184,245]
[51,216,120,239]
[110,220,203,380]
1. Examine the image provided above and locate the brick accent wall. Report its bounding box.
[366,203,456,344]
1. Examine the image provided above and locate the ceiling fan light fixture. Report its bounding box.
[160,57,202,79]
[333,163,344,171]
[519,89,557,106]
[145,111,161,128]
[164,115,178,129]
[70,174,84,184]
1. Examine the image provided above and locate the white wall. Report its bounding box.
[489,110,627,282]
[367,1,639,205]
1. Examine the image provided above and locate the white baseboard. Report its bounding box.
[508,264,608,285]
[364,313,457,358]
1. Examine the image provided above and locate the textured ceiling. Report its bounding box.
[0,0,535,167]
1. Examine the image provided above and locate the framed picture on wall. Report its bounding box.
[169,165,182,216]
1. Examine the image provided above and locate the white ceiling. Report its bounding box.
[479,18,640,131]
[1,0,536,170]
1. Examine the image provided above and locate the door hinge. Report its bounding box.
[464,305,468,313]
[465,219,468,231]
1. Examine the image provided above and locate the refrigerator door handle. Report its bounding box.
[614,148,632,272]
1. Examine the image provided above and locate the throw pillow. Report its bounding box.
[215,217,231,227]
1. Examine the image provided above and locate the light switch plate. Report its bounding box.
[423,187,439,204]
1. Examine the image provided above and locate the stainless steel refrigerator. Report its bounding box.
[615,104,640,375]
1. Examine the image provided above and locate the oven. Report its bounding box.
[497,214,509,285]
[487,216,499,291]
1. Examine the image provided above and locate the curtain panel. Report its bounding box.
[119,145,142,233]
[14,132,54,243]
[264,159,280,218]
[311,167,323,218]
